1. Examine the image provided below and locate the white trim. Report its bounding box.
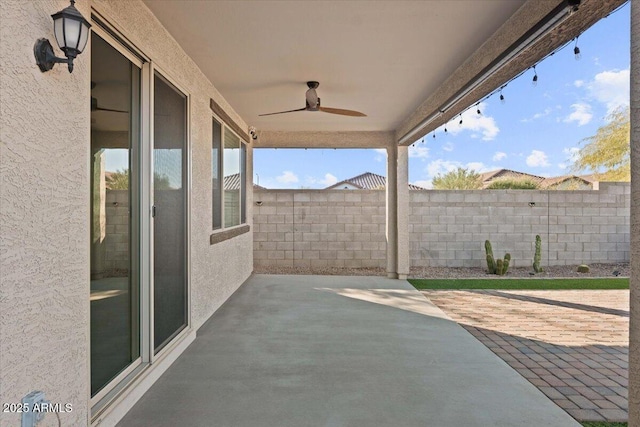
[90,6,149,64]
[90,359,142,410]
[150,64,192,358]
[140,61,153,365]
[89,20,147,410]
[91,330,196,427]
[211,115,248,231]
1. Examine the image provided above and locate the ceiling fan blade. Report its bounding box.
[95,106,129,113]
[91,96,128,113]
[319,106,366,117]
[258,107,306,117]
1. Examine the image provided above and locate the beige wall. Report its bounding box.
[254,184,630,270]
[629,0,639,425]
[0,0,252,425]
[1,0,92,425]
[254,190,387,268]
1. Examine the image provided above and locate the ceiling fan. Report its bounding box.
[91,81,128,113]
[259,81,366,117]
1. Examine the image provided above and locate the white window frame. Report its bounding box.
[211,115,247,232]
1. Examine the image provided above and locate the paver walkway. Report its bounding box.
[422,290,629,422]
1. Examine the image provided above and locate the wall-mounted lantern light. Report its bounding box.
[34,0,91,73]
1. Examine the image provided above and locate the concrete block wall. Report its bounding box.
[104,190,130,273]
[410,182,630,268]
[253,183,630,269]
[253,190,387,268]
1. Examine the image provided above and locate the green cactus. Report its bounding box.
[485,240,510,275]
[503,253,511,275]
[485,240,496,274]
[533,235,543,273]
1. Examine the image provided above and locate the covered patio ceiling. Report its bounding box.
[143,0,625,147]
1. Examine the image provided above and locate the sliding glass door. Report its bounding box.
[90,32,141,397]
[90,26,190,407]
[153,72,188,353]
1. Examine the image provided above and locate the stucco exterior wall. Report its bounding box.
[1,0,253,425]
[1,0,92,425]
[629,0,639,425]
[254,184,630,270]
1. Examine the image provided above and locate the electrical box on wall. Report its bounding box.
[21,391,47,427]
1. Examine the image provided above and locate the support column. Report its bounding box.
[386,145,398,279]
[397,145,410,280]
[629,1,639,425]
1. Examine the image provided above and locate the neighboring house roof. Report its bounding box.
[479,169,596,189]
[223,173,266,190]
[479,169,545,188]
[539,175,594,189]
[325,172,425,190]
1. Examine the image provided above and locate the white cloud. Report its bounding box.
[426,159,460,177]
[588,69,630,114]
[526,150,550,168]
[521,107,553,123]
[492,151,507,161]
[466,162,485,172]
[563,147,580,163]
[425,159,490,178]
[574,80,585,88]
[276,171,299,184]
[373,148,387,162]
[318,173,338,186]
[442,142,454,152]
[408,144,430,159]
[558,163,567,170]
[564,102,593,126]
[413,180,433,189]
[442,102,499,141]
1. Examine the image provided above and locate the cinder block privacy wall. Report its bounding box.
[253,182,630,269]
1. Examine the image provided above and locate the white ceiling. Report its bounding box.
[143,0,526,132]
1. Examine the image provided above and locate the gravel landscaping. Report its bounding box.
[253,262,630,279]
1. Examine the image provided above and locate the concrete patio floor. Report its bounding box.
[118,275,579,427]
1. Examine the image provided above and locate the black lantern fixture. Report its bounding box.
[34,0,91,73]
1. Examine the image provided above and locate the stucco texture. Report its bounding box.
[1,0,92,425]
[630,1,639,425]
[2,0,253,425]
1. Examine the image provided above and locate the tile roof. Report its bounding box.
[325,172,425,190]
[223,173,266,190]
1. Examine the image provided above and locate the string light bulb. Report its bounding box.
[459,114,463,125]
[476,103,481,115]
[574,36,581,60]
[432,132,436,139]
[532,66,538,86]
[499,88,505,104]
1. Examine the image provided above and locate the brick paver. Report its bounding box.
[422,290,629,422]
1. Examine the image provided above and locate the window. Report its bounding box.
[212,119,246,230]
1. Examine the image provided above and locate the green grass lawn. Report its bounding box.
[409,277,629,290]
[581,422,627,427]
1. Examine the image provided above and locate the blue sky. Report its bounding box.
[254,3,630,189]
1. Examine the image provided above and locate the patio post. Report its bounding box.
[630,0,639,425]
[386,144,398,278]
[397,145,410,279]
